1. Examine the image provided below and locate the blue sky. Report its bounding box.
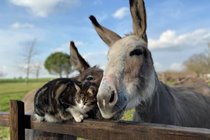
[0,0,210,78]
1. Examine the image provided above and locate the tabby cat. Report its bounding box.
[34,78,98,122]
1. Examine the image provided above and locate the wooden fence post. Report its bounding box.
[9,100,25,140]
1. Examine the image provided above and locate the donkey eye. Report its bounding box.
[130,49,143,56]
[86,75,94,81]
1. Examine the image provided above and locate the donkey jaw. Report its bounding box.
[97,97,127,119]
[99,109,116,119]
[97,102,126,119]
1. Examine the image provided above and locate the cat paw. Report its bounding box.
[74,115,84,122]
[34,114,44,122]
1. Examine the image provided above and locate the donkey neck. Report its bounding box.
[134,75,177,124]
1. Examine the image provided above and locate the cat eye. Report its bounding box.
[130,49,143,56]
[86,75,94,81]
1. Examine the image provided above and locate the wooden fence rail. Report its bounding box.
[0,100,210,140]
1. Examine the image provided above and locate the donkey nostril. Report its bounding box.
[109,90,115,103]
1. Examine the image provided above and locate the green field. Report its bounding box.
[0,78,50,140]
[0,79,50,111]
[0,78,134,140]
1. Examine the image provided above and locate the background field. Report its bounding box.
[0,78,134,140]
[0,78,50,140]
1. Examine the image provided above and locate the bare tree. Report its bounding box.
[20,39,38,83]
[31,62,42,80]
[184,53,210,76]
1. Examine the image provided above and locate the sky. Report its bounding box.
[0,0,210,78]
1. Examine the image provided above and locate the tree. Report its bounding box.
[44,52,73,78]
[184,53,210,76]
[20,39,38,83]
[31,62,42,80]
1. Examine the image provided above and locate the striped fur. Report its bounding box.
[34,78,99,122]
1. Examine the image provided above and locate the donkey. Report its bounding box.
[23,41,103,140]
[89,0,210,128]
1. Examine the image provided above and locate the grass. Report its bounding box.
[0,78,50,140]
[122,109,134,121]
[0,127,9,140]
[0,80,49,111]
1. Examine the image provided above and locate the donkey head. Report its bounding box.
[70,41,103,87]
[90,0,156,119]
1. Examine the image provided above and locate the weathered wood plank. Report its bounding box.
[9,100,25,140]
[1,100,210,140]
[24,113,77,140]
[25,117,210,140]
[0,112,9,126]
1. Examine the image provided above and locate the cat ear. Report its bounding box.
[70,41,90,73]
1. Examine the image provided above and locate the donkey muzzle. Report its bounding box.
[97,75,125,119]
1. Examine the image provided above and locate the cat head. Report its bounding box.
[55,80,98,122]
[59,81,98,113]
[75,82,98,112]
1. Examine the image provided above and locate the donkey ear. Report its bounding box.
[130,0,147,42]
[70,41,90,73]
[89,15,121,47]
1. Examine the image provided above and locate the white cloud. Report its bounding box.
[9,0,80,17]
[149,29,210,51]
[113,7,129,19]
[11,22,35,30]
[169,63,184,71]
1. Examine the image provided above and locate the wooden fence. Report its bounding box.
[1,100,210,140]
